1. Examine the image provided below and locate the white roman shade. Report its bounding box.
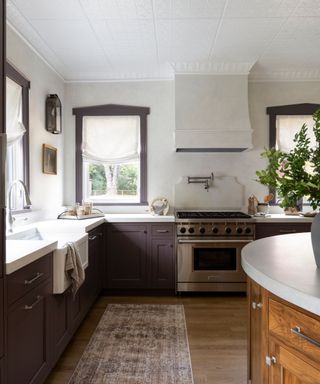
[6,77,26,145]
[276,115,315,152]
[82,115,140,164]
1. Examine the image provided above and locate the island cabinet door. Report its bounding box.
[268,339,320,384]
[248,279,268,384]
[106,224,148,289]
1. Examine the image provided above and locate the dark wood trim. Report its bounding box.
[75,115,83,203]
[267,103,320,149]
[0,1,5,137]
[73,103,150,117]
[0,1,5,374]
[73,104,150,204]
[6,62,30,192]
[6,63,30,89]
[266,103,320,116]
[266,103,320,205]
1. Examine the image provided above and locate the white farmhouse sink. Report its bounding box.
[7,227,88,294]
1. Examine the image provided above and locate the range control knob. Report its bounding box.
[180,227,186,234]
[188,227,195,234]
[236,227,243,234]
[225,227,232,234]
[212,227,219,234]
[199,227,206,234]
[245,227,252,234]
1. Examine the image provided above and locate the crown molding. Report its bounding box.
[7,2,65,81]
[171,61,255,75]
[249,69,320,82]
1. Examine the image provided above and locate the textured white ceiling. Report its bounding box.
[6,0,320,81]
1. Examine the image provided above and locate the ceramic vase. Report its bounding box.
[311,212,320,268]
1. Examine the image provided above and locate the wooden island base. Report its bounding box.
[248,278,320,384]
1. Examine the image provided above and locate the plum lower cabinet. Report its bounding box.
[255,222,311,239]
[7,254,53,384]
[105,223,175,292]
[248,278,320,384]
[51,225,103,366]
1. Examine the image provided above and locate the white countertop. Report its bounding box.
[5,214,174,274]
[104,213,175,222]
[253,213,314,223]
[242,233,320,316]
[6,240,58,274]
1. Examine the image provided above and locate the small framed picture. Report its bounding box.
[42,144,57,175]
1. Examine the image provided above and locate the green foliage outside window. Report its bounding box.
[89,163,137,196]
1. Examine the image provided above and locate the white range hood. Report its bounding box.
[174,74,253,152]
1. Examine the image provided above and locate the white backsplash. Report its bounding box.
[174,175,244,210]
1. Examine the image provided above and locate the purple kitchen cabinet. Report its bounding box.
[81,226,103,312]
[7,280,52,384]
[150,238,175,290]
[105,223,175,292]
[0,280,3,360]
[50,292,69,366]
[106,224,148,289]
[255,222,311,239]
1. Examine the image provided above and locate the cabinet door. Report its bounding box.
[0,356,4,384]
[83,227,103,310]
[248,279,268,384]
[106,224,148,289]
[269,340,320,384]
[7,281,51,384]
[67,289,82,334]
[150,239,175,290]
[0,279,3,359]
[50,291,69,365]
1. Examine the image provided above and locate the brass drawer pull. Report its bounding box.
[24,295,42,310]
[279,229,296,233]
[156,229,169,233]
[24,272,44,285]
[291,326,320,348]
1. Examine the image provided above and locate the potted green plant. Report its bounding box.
[256,109,320,212]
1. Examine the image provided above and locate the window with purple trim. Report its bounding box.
[73,104,149,205]
[6,63,30,210]
[267,103,320,206]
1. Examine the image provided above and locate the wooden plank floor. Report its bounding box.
[45,294,247,384]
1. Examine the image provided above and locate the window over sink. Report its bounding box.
[73,104,149,205]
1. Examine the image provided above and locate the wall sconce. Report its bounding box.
[46,94,62,134]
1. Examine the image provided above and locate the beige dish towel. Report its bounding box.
[65,242,85,296]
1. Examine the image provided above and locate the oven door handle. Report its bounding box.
[177,239,253,244]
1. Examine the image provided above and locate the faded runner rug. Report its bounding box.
[68,304,194,384]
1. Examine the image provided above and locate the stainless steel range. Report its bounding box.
[176,211,255,292]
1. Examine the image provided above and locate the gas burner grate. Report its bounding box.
[176,211,252,219]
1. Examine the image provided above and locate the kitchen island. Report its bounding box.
[242,233,320,384]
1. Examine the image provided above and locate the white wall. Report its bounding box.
[7,26,65,213]
[65,79,320,212]
[8,25,320,213]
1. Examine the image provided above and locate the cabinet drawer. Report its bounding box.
[7,254,52,305]
[255,223,311,239]
[150,224,174,238]
[269,299,320,364]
